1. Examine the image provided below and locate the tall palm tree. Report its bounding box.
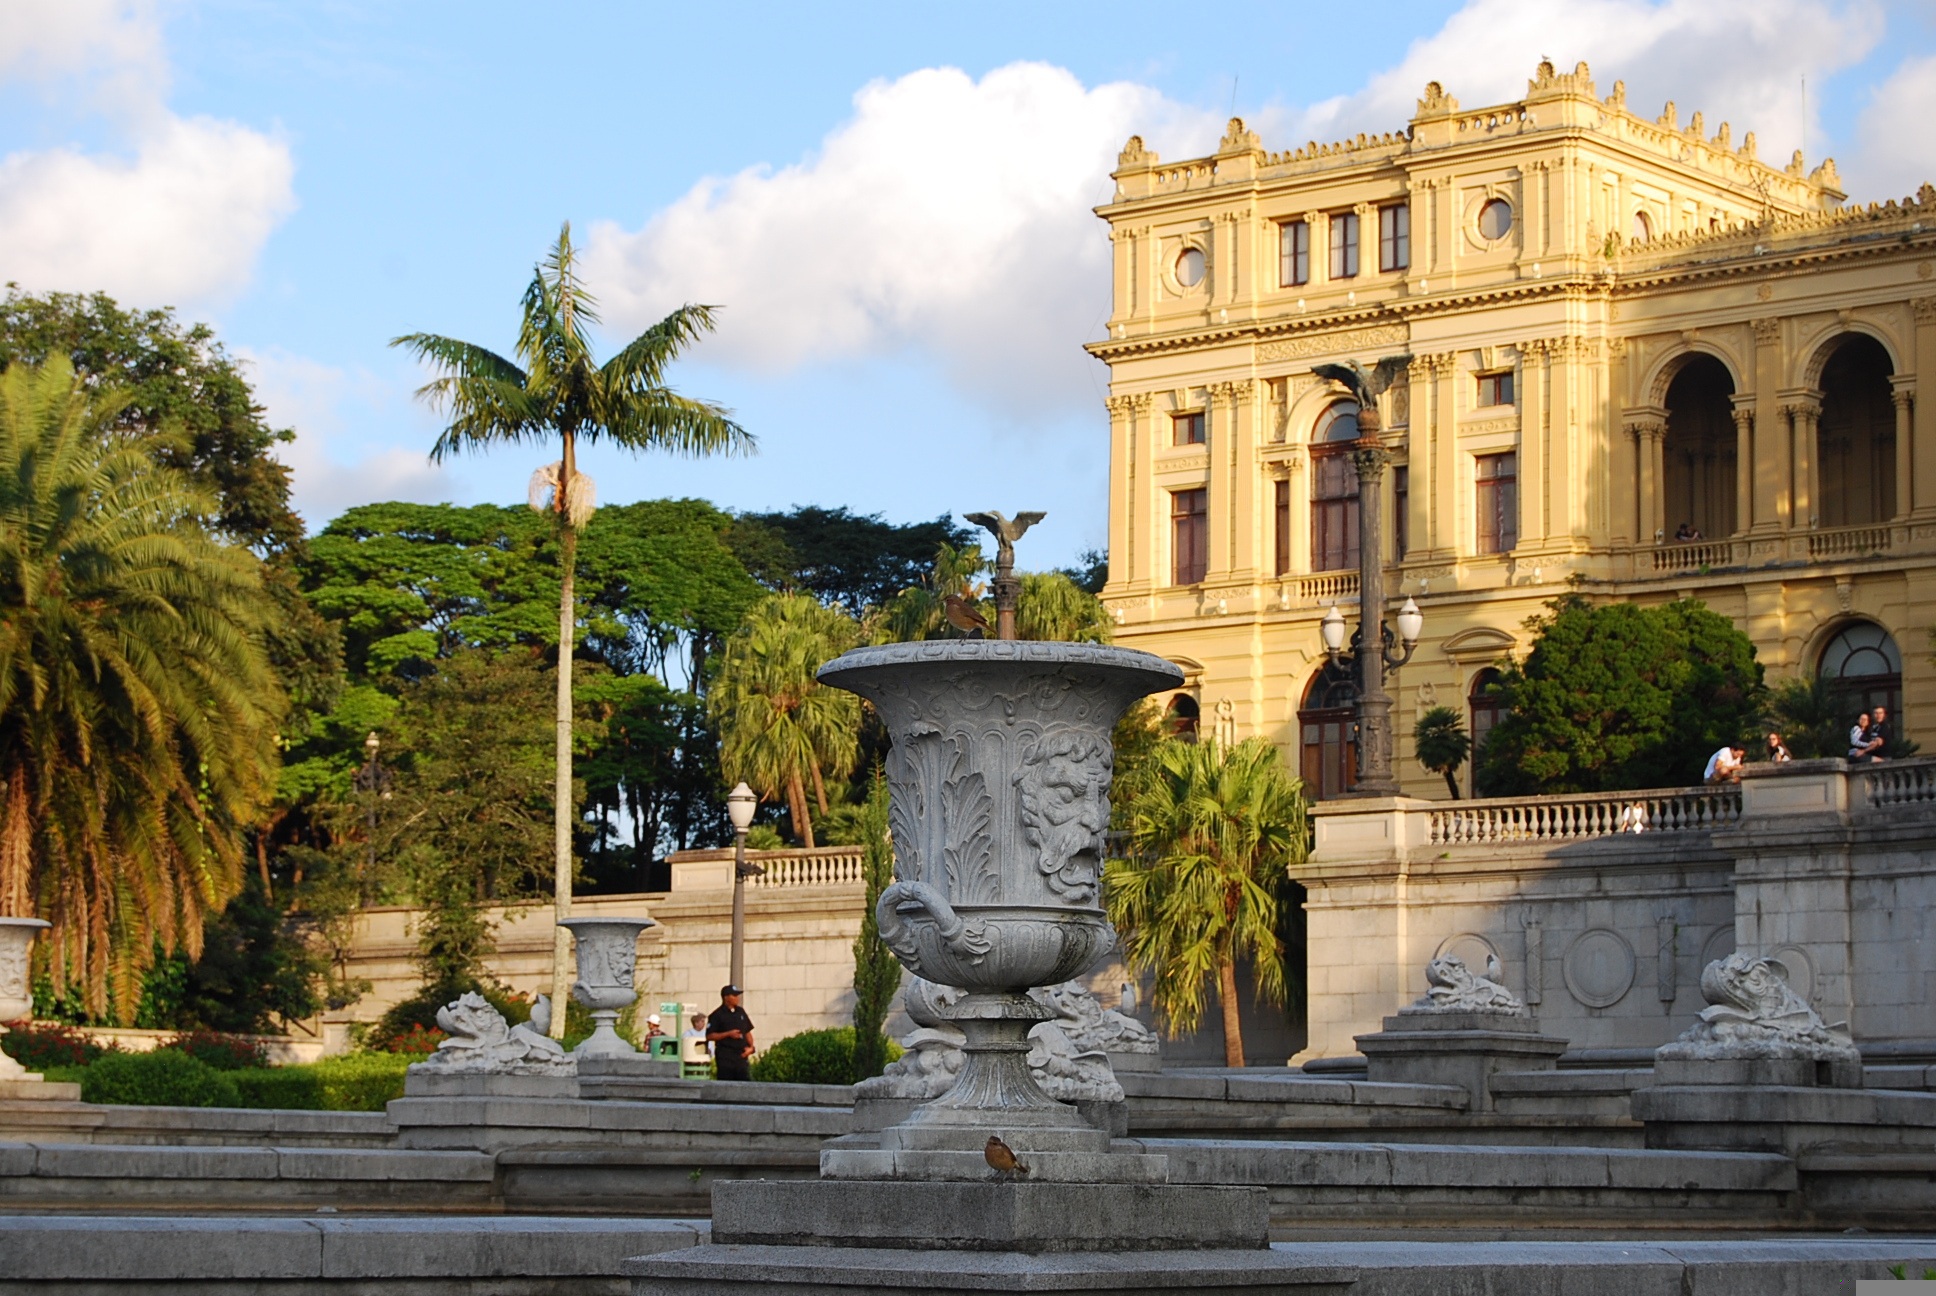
[872,541,984,642]
[0,358,282,1017]
[710,594,860,848]
[1104,737,1306,1067]
[1412,706,1471,800]
[393,224,751,1029]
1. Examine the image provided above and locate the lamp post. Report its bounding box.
[1318,399,1425,798]
[725,782,761,990]
[352,732,390,891]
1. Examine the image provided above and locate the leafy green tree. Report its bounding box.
[1413,706,1472,799]
[850,769,899,1080]
[710,594,861,847]
[0,359,284,1017]
[1061,547,1109,594]
[1104,738,1306,1067]
[1476,596,1766,795]
[392,224,750,1028]
[729,506,971,614]
[133,880,328,1034]
[1016,571,1112,643]
[872,541,986,642]
[1765,675,1845,760]
[0,288,344,900]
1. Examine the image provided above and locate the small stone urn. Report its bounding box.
[0,918,51,1081]
[559,917,654,1057]
[817,640,1181,1172]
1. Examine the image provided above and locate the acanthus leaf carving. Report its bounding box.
[942,739,996,905]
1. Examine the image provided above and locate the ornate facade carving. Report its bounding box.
[1258,323,1408,362]
[1656,953,1859,1062]
[1752,317,1782,345]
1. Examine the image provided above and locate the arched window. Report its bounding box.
[1467,668,1505,798]
[1165,694,1201,742]
[1817,336,1896,527]
[1662,355,1737,539]
[1298,661,1358,801]
[1819,621,1902,729]
[1632,210,1652,242]
[1311,402,1361,573]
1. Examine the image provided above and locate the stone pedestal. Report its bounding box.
[0,1076,80,1102]
[1356,1010,1568,1113]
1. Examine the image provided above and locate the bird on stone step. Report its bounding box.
[944,594,991,639]
[985,1134,1029,1179]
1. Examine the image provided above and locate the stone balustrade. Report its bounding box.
[1300,757,1936,1066]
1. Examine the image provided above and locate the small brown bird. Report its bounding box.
[944,594,991,639]
[984,1134,1029,1179]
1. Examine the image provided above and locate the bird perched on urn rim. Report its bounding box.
[984,1134,1029,1179]
[943,593,992,639]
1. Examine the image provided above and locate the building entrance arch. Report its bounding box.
[1818,621,1903,734]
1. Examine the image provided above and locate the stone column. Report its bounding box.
[1105,396,1132,591]
[1785,396,1821,530]
[1517,340,1546,546]
[1751,318,1786,531]
[1626,412,1667,544]
[1731,398,1755,534]
[1893,379,1915,520]
[1914,298,1936,517]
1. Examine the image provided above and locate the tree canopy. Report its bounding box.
[1475,595,1766,795]
[730,506,971,614]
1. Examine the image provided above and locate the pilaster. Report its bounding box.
[1892,377,1915,520]
[1779,392,1822,531]
[1517,340,1547,545]
[1751,318,1787,531]
[1623,408,1669,544]
[1913,298,1936,518]
[1105,395,1134,591]
[1730,396,1755,534]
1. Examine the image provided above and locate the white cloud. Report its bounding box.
[1848,53,1936,199]
[584,62,1220,419]
[1296,0,1882,169]
[241,348,453,528]
[0,0,294,307]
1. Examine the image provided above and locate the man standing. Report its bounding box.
[707,984,755,1082]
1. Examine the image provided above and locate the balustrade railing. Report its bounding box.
[1652,541,1732,572]
[1427,785,1740,845]
[745,848,865,888]
[1808,524,1893,559]
[1854,758,1936,810]
[1295,571,1359,604]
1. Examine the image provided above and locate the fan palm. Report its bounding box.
[393,223,751,1028]
[1413,706,1472,799]
[710,594,861,847]
[1104,737,1306,1067]
[0,358,282,1017]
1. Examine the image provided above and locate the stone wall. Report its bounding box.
[315,847,869,1053]
[1299,758,1936,1064]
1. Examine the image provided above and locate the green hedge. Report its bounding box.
[230,1053,413,1112]
[748,1027,900,1086]
[80,1050,240,1107]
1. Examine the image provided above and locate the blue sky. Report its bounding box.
[4,1,1935,568]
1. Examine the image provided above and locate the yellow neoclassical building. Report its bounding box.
[1090,60,1936,798]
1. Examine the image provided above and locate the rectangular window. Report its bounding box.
[1171,410,1206,446]
[1171,488,1208,585]
[1379,204,1410,272]
[1311,450,1360,572]
[1329,212,1359,279]
[1393,464,1409,559]
[1279,219,1310,286]
[1476,371,1515,407]
[1274,478,1291,576]
[1476,452,1518,555]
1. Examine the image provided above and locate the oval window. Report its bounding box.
[1176,247,1206,288]
[1478,198,1514,241]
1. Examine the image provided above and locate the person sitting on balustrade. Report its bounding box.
[1703,744,1746,786]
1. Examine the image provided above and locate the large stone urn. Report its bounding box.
[0,918,50,1083]
[816,640,1182,1173]
[559,917,653,1057]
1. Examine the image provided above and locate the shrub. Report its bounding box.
[80,1049,240,1108]
[160,1029,268,1071]
[1,1020,113,1070]
[230,1067,323,1110]
[749,1027,900,1086]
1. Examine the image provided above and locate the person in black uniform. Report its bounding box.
[706,984,755,1081]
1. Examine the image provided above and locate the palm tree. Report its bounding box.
[393,224,751,1029]
[1104,737,1306,1067]
[710,594,860,847]
[1015,571,1112,643]
[872,541,984,642]
[1413,706,1471,799]
[0,358,282,1017]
